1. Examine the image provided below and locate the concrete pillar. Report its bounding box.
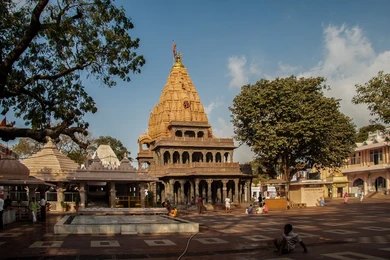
[109,182,116,208]
[207,179,212,203]
[179,180,185,205]
[222,180,228,201]
[57,185,65,210]
[195,179,200,198]
[234,179,239,203]
[244,181,249,202]
[169,179,175,204]
[140,183,146,208]
[79,183,86,209]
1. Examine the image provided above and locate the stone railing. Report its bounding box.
[153,137,235,147]
[149,162,240,174]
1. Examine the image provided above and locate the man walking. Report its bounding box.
[40,197,47,221]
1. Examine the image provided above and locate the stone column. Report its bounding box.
[140,183,146,208]
[195,179,200,198]
[57,185,65,211]
[244,181,250,202]
[222,180,228,201]
[151,182,157,206]
[207,179,212,203]
[169,179,175,204]
[179,180,186,205]
[234,179,239,203]
[79,183,86,209]
[109,182,116,208]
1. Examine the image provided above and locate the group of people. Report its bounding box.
[0,195,47,229]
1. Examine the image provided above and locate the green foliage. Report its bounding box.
[92,136,130,161]
[11,138,42,159]
[230,76,356,180]
[355,124,386,143]
[353,71,390,124]
[0,0,145,147]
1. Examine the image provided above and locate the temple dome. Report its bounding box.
[147,55,209,139]
[0,158,30,180]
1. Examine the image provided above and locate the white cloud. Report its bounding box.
[222,24,390,163]
[204,99,223,115]
[302,24,390,127]
[227,56,264,88]
[277,62,300,76]
[227,56,249,88]
[212,117,255,163]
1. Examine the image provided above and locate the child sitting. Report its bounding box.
[274,224,308,255]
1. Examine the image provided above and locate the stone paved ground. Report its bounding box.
[1,197,390,259]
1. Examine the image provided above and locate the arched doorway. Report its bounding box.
[375,176,386,192]
[352,178,364,196]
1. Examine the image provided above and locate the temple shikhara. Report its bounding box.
[137,50,250,206]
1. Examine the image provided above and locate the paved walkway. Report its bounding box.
[1,197,390,259]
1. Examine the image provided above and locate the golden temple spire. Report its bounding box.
[145,46,210,139]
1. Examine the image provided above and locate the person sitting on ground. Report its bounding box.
[169,207,178,217]
[319,197,325,207]
[246,204,254,214]
[162,200,172,215]
[263,202,269,214]
[274,223,308,255]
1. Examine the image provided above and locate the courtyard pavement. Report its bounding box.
[1,197,390,260]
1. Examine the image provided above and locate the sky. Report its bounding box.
[83,0,390,164]
[6,0,390,164]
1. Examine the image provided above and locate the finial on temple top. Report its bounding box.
[172,41,183,67]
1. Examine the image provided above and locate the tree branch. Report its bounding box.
[0,0,49,86]
[0,125,89,149]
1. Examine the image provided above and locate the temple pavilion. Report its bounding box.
[137,51,251,206]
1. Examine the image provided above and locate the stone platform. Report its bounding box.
[54,215,199,235]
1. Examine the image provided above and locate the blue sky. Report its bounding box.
[6,0,390,164]
[83,0,390,164]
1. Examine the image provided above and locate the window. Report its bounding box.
[175,130,183,137]
[351,152,361,165]
[370,149,383,165]
[184,131,195,138]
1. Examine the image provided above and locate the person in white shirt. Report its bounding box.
[225,197,231,213]
[274,224,308,255]
[39,197,46,221]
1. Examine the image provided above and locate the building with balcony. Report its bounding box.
[342,130,390,196]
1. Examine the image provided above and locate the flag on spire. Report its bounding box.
[172,41,177,59]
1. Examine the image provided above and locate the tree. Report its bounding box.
[355,124,386,143]
[353,71,390,124]
[230,76,356,181]
[92,136,130,161]
[11,138,42,159]
[56,134,92,164]
[0,0,145,148]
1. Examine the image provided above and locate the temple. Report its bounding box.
[0,49,250,214]
[137,52,250,206]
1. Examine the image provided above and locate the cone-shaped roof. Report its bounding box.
[147,54,209,139]
[92,144,120,169]
[22,138,79,181]
[0,157,29,180]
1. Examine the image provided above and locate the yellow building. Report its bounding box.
[342,130,390,196]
